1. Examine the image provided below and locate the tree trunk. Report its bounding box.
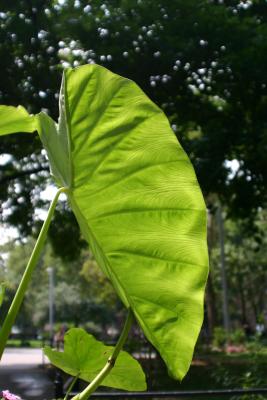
[205,208,218,339]
[205,274,217,339]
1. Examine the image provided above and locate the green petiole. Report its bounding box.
[0,187,68,359]
[64,375,80,400]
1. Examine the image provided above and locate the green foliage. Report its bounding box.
[49,205,86,262]
[0,64,208,382]
[211,351,266,400]
[48,64,208,380]
[0,284,5,308]
[230,329,246,345]
[80,251,118,308]
[210,210,267,332]
[0,239,47,330]
[212,327,228,348]
[0,240,116,330]
[1,0,267,248]
[245,333,267,354]
[44,327,147,391]
[213,327,247,349]
[0,106,36,136]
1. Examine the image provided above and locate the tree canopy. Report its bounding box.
[1,0,267,253]
[0,239,120,332]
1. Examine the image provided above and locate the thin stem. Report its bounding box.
[71,310,134,400]
[64,375,79,400]
[0,187,68,359]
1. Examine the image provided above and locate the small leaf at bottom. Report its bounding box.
[44,328,146,391]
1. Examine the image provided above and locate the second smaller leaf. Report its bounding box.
[44,328,146,391]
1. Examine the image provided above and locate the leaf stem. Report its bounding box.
[71,309,134,400]
[64,375,79,400]
[0,187,68,359]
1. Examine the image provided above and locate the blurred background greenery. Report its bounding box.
[0,0,267,395]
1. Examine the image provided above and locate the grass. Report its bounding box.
[6,338,43,348]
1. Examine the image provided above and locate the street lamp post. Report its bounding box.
[47,266,55,346]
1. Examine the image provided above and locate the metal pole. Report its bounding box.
[59,389,267,398]
[47,267,54,346]
[216,203,230,333]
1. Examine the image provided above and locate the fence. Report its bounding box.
[54,375,267,399]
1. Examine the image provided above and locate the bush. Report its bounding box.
[213,327,228,348]
[230,328,246,345]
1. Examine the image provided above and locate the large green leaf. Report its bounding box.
[3,64,208,381]
[40,64,208,381]
[0,105,37,135]
[44,328,146,391]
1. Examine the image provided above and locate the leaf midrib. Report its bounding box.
[62,70,74,189]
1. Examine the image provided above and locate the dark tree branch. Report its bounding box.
[0,166,50,186]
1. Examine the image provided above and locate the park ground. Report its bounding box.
[1,342,267,400]
[0,348,53,399]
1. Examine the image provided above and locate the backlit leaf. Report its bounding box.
[2,64,208,381]
[40,64,209,380]
[44,328,146,391]
[0,105,37,136]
